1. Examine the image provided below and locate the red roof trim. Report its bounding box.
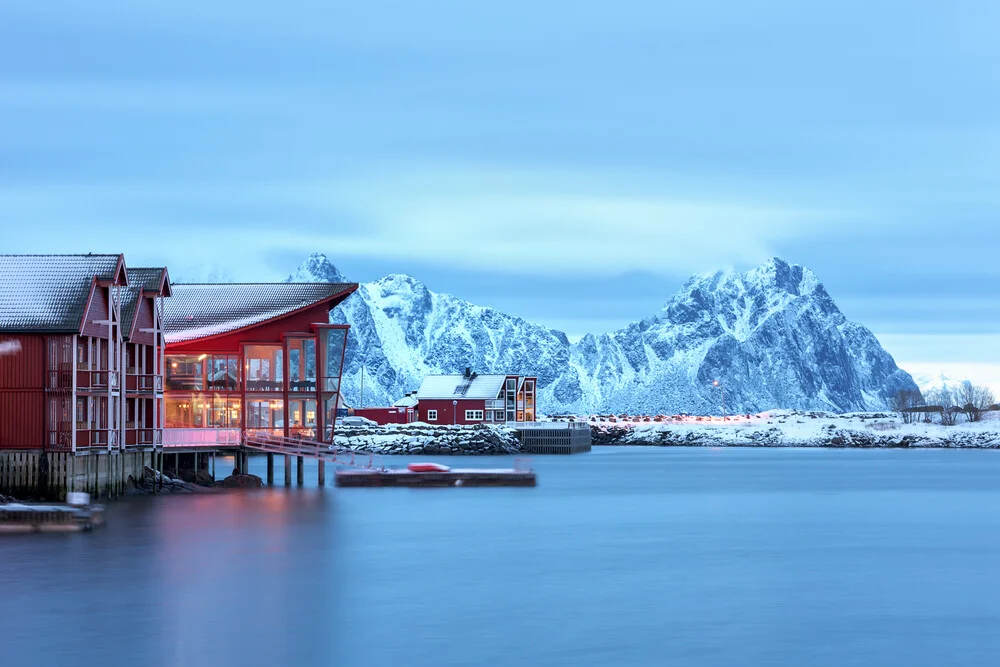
[114,254,128,286]
[78,276,98,334]
[165,284,358,349]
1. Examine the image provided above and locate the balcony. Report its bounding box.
[162,427,241,449]
[125,427,162,447]
[125,371,164,393]
[75,427,120,449]
[76,369,120,392]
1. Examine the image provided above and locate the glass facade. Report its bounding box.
[246,399,284,433]
[245,345,283,392]
[162,325,349,443]
[288,338,317,392]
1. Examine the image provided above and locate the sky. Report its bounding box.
[2,1,1000,388]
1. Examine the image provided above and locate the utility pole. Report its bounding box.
[713,380,726,419]
[360,366,365,409]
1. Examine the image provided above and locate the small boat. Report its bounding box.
[407,462,452,473]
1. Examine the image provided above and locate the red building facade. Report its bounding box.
[0,254,172,453]
[415,373,538,425]
[161,282,357,449]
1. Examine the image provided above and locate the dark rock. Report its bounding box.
[219,473,264,489]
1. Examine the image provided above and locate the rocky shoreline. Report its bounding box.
[591,412,1000,449]
[334,423,522,456]
[125,467,264,495]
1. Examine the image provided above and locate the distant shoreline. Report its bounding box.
[585,411,1000,450]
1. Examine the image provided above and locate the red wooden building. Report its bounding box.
[161,281,357,449]
[415,372,538,425]
[0,254,173,498]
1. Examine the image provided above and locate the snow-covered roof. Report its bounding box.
[163,282,357,344]
[0,254,125,333]
[121,267,170,340]
[392,394,419,408]
[416,374,508,400]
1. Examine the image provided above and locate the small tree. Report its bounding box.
[957,381,995,423]
[925,388,959,426]
[890,389,924,424]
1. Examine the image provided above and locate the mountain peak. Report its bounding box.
[287,253,348,284]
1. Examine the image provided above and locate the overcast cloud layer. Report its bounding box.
[2,1,999,386]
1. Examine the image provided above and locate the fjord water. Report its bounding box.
[3,448,1000,667]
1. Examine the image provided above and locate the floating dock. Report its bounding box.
[335,468,536,488]
[0,503,106,533]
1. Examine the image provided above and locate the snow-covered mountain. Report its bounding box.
[290,253,918,414]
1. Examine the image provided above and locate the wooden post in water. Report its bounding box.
[266,454,274,485]
[317,459,325,486]
[296,456,304,486]
[284,455,291,486]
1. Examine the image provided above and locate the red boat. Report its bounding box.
[407,462,451,473]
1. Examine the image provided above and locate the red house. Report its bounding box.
[0,254,168,498]
[0,254,358,499]
[415,372,538,425]
[120,267,172,448]
[161,281,357,448]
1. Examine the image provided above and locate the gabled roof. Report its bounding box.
[392,394,419,408]
[416,374,509,400]
[0,254,126,333]
[163,282,357,344]
[121,267,171,340]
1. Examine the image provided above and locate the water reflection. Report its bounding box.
[2,448,1000,667]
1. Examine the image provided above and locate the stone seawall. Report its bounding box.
[335,424,522,456]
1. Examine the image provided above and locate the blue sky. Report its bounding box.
[2,1,1000,385]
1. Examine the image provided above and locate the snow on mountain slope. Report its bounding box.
[291,253,918,414]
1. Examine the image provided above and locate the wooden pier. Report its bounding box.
[335,468,536,488]
[0,502,105,533]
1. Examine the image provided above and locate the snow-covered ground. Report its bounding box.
[589,410,1000,448]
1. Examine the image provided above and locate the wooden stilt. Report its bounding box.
[267,454,274,485]
[317,459,325,486]
[296,456,304,486]
[284,455,291,487]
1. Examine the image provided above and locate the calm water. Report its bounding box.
[3,447,1000,667]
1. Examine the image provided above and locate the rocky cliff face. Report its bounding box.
[291,253,918,414]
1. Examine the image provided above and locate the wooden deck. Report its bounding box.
[0,503,105,533]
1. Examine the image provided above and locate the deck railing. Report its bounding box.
[76,369,120,391]
[162,427,241,448]
[125,373,163,393]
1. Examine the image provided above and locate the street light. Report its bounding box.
[712,380,726,420]
[452,399,458,425]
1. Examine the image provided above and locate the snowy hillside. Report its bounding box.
[290,253,918,414]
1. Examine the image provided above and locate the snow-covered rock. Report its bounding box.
[291,253,918,414]
[334,424,522,456]
[592,411,1000,449]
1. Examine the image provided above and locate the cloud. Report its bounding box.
[291,166,848,278]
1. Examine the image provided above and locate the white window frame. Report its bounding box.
[465,410,484,421]
[427,409,438,422]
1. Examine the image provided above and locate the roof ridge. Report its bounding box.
[172,281,357,286]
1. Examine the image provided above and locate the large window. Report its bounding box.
[288,398,317,437]
[246,399,284,430]
[166,354,206,391]
[288,338,317,392]
[208,355,240,391]
[245,345,283,392]
[319,327,348,392]
[465,410,484,421]
[524,379,535,421]
[165,394,241,428]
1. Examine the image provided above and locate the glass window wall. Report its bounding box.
[245,345,283,392]
[288,338,317,392]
